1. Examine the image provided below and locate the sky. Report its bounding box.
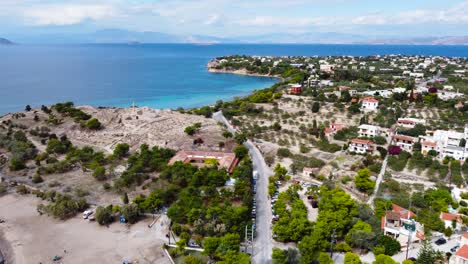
[1,0,468,38]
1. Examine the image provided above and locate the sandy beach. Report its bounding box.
[0,193,171,264]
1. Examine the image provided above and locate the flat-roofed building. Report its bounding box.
[169,151,239,173]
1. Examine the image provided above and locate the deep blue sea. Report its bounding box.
[1,44,467,114]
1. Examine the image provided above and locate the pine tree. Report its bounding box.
[122,192,129,204]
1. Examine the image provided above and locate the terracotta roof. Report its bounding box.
[463,233,468,239]
[456,245,468,259]
[351,139,374,145]
[324,128,333,134]
[169,151,239,173]
[386,211,401,221]
[422,141,437,147]
[397,119,415,124]
[393,135,415,142]
[392,204,416,219]
[360,97,379,103]
[441,212,461,222]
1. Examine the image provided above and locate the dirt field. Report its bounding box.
[0,194,171,264]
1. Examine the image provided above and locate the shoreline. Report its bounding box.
[207,67,283,81]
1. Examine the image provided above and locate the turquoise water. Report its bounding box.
[0,44,467,114]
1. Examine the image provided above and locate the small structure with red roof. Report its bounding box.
[440,212,463,231]
[324,123,345,140]
[289,84,302,95]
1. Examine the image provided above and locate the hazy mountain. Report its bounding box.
[237,32,368,44]
[4,29,468,45]
[0,37,14,45]
[364,36,468,45]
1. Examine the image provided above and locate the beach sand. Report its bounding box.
[0,194,171,264]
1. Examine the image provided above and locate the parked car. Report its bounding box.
[451,245,460,252]
[83,210,93,219]
[435,238,447,245]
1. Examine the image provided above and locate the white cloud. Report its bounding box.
[23,4,117,26]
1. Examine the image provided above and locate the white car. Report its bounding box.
[83,210,93,219]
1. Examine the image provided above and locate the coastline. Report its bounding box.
[207,67,283,81]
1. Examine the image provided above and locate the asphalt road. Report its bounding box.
[213,111,273,264]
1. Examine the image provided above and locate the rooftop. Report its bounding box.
[168,151,239,173]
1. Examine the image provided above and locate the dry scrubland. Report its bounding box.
[0,106,225,205]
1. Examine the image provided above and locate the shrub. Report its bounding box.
[85,118,101,130]
[93,166,106,181]
[9,158,26,171]
[277,148,291,158]
[113,143,130,159]
[16,184,30,195]
[388,145,402,155]
[95,205,114,225]
[32,173,43,183]
[121,203,139,224]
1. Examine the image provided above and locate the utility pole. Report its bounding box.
[330,229,337,259]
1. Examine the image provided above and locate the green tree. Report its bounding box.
[113,143,130,159]
[122,192,129,204]
[272,248,288,264]
[312,102,321,113]
[95,205,113,225]
[234,133,247,144]
[416,239,444,264]
[121,203,139,224]
[373,254,398,264]
[234,145,249,160]
[222,131,233,139]
[25,105,32,111]
[317,252,333,264]
[344,252,361,264]
[375,235,401,256]
[183,256,204,264]
[354,168,375,194]
[203,237,220,258]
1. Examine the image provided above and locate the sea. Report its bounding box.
[0,44,467,114]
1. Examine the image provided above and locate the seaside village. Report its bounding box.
[0,54,467,264]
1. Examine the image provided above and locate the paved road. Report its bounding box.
[213,111,273,264]
[367,154,388,209]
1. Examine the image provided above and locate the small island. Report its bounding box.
[0,38,14,45]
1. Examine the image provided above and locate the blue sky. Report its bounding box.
[1,0,468,37]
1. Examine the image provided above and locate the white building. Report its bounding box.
[348,139,375,154]
[440,212,463,231]
[450,233,468,264]
[420,128,468,161]
[392,135,416,152]
[397,118,426,128]
[358,124,390,139]
[360,97,379,111]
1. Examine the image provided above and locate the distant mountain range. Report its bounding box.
[0,38,14,45]
[3,29,468,45]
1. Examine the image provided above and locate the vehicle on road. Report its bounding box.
[435,238,447,245]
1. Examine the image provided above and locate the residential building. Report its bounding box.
[358,124,390,138]
[324,123,345,140]
[420,128,468,161]
[440,212,463,231]
[450,233,468,264]
[396,118,426,128]
[360,97,379,111]
[169,151,239,173]
[348,139,375,154]
[381,204,425,248]
[392,135,416,152]
[289,84,302,94]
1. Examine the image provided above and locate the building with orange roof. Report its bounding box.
[451,245,468,264]
[441,212,463,230]
[397,118,426,128]
[360,97,379,111]
[324,123,345,140]
[168,151,239,173]
[392,134,416,152]
[381,204,424,249]
[348,139,375,154]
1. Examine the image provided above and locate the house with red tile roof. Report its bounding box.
[381,204,424,249]
[450,235,468,264]
[440,212,463,231]
[168,151,239,173]
[348,139,375,154]
[360,97,379,111]
[324,123,345,140]
[392,134,416,152]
